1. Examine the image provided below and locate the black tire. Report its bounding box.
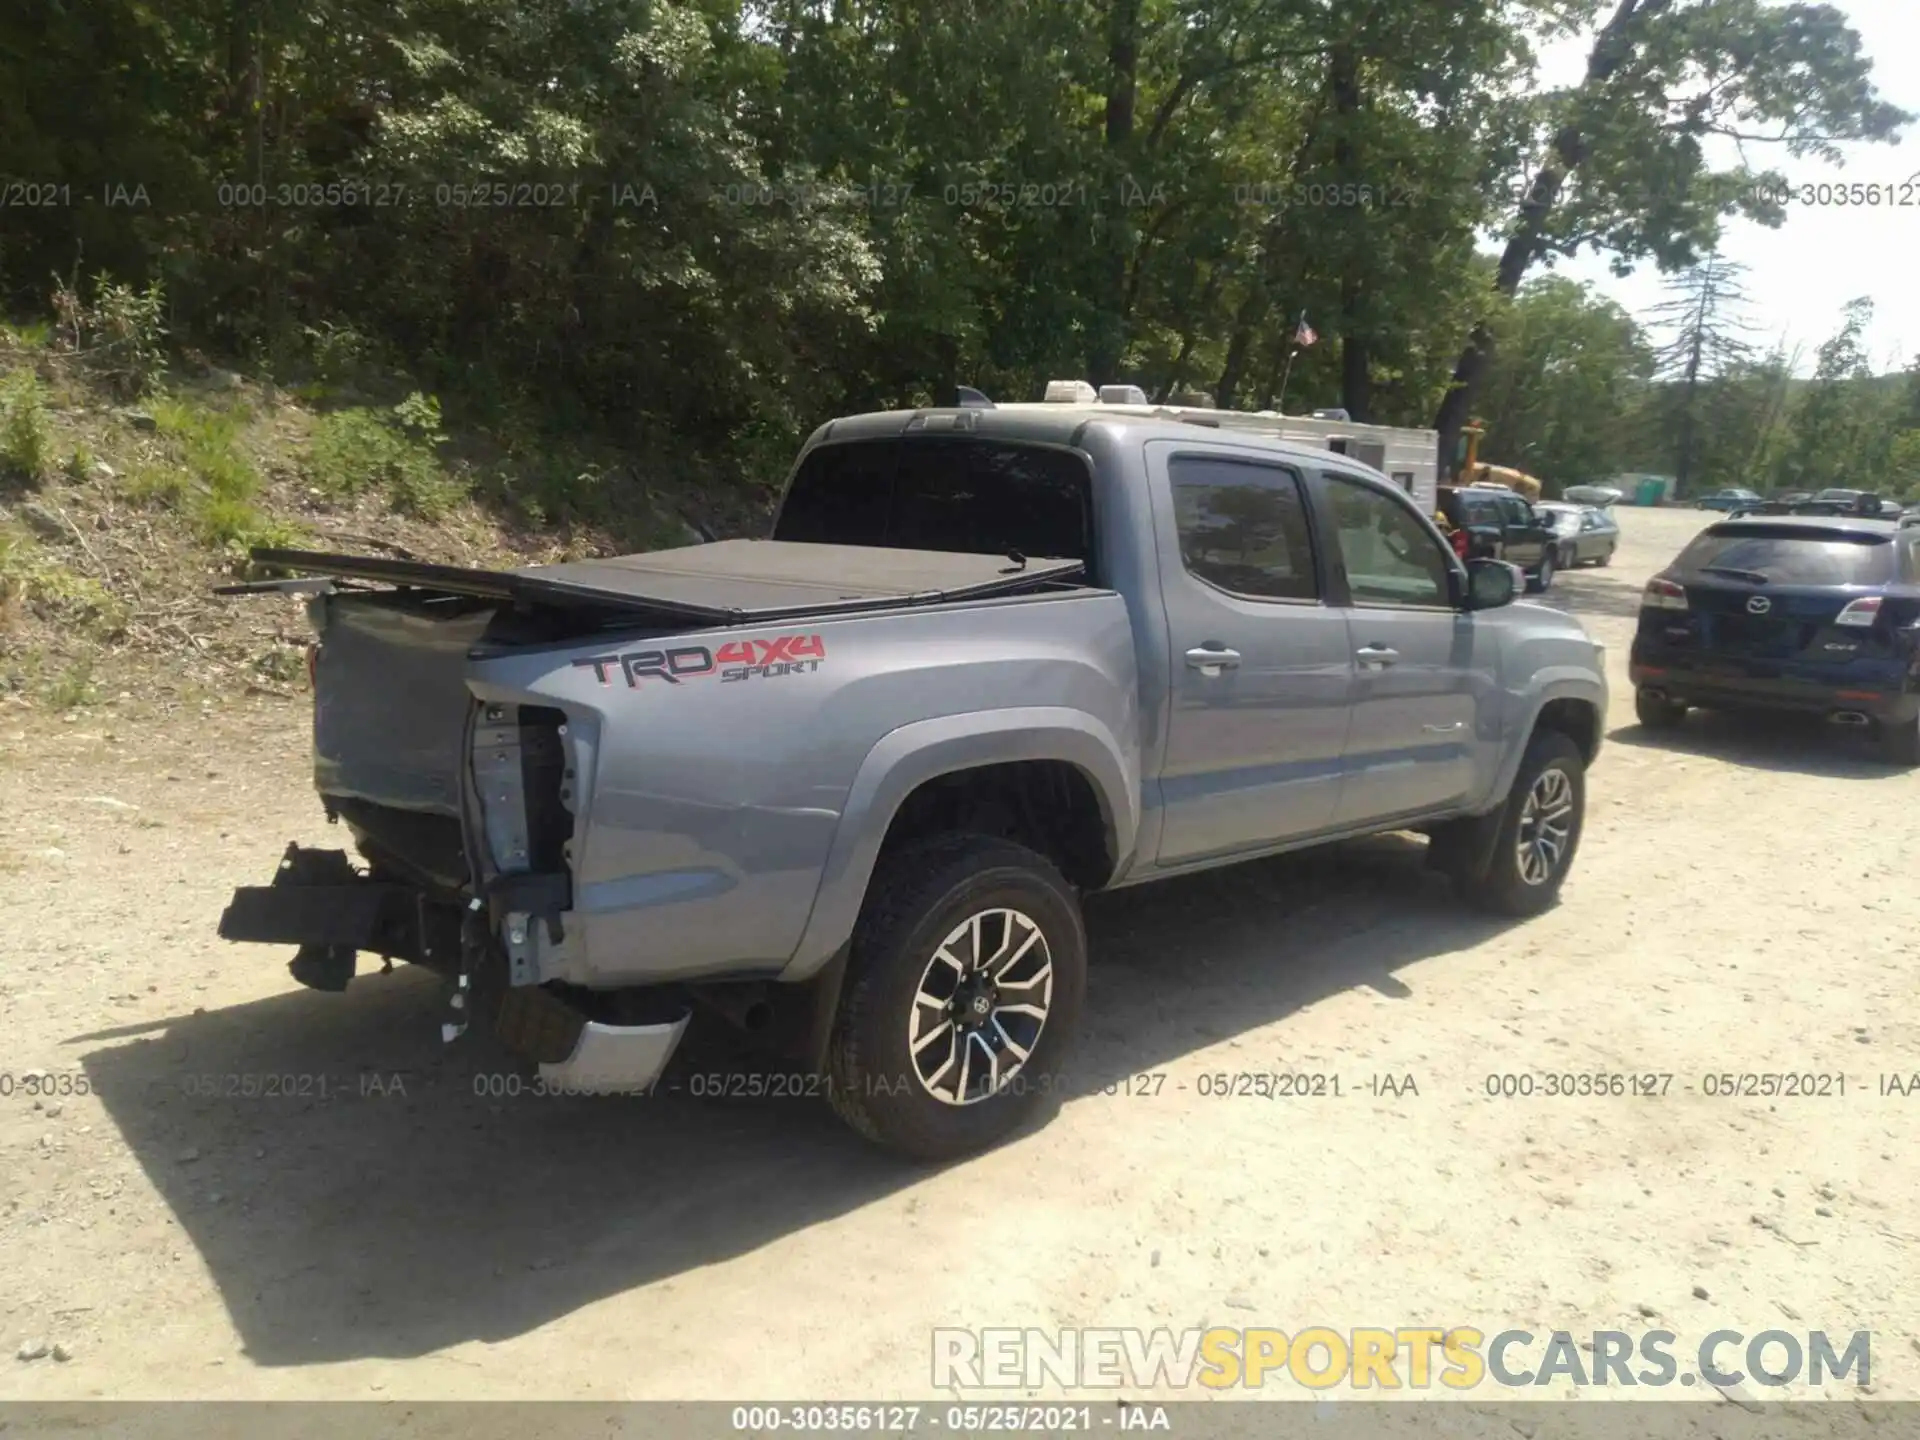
[1878,712,1920,767]
[1635,688,1688,729]
[1557,543,1576,572]
[1526,550,1555,594]
[1456,729,1586,917]
[1598,547,1613,567]
[826,834,1087,1161]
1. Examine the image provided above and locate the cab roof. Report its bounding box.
[809,405,1381,476]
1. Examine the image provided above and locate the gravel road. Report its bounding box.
[1,505,1914,1407]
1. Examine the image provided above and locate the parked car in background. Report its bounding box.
[1437,484,1560,592]
[1778,491,1813,505]
[1537,502,1619,569]
[1563,484,1624,507]
[1629,515,1920,764]
[1695,488,1763,512]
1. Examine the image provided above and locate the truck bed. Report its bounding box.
[248,539,1084,623]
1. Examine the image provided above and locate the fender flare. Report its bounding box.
[1488,672,1607,809]
[1438,675,1606,883]
[779,707,1140,981]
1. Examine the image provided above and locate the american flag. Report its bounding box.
[1294,317,1317,347]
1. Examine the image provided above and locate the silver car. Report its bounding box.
[1537,501,1619,568]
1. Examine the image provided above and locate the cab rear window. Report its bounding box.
[774,437,1095,574]
[1673,525,1895,586]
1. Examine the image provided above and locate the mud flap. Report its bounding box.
[1423,808,1505,883]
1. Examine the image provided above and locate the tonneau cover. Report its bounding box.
[243,539,1084,623]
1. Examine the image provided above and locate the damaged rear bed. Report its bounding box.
[215,539,1088,1093]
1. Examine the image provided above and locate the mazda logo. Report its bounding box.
[1746,595,1771,615]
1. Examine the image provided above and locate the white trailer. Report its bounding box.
[992,381,1442,516]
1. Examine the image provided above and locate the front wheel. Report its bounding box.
[1526,550,1555,594]
[827,835,1087,1161]
[1456,730,1586,917]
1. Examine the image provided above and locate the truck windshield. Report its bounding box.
[773,438,1095,572]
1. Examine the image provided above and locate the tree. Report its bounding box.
[1431,0,1909,468]
[1476,275,1655,488]
[1642,254,1757,494]
[1771,297,1878,492]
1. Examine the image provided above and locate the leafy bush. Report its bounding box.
[0,369,53,486]
[46,658,98,710]
[308,392,458,516]
[51,277,168,398]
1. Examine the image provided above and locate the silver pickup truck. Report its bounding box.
[219,402,1608,1159]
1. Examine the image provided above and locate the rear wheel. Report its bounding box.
[1878,712,1920,767]
[1526,550,1555,594]
[1599,546,1614,567]
[1457,730,1586,917]
[827,835,1086,1161]
[1635,688,1688,729]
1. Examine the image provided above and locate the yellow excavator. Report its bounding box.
[1455,421,1543,502]
[1434,420,1544,548]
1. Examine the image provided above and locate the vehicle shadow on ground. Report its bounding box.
[70,836,1512,1369]
[1606,711,1900,779]
[1535,567,1649,624]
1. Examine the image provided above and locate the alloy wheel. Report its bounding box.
[1514,768,1575,886]
[907,909,1054,1106]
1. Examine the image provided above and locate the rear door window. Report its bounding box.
[1674,526,1895,586]
[1168,457,1318,602]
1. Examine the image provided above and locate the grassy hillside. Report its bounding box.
[0,328,767,715]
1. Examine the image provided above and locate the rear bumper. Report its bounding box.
[217,845,463,969]
[219,844,690,1092]
[1630,655,1920,723]
[537,1014,692,1094]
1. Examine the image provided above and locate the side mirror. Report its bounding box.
[1464,558,1521,611]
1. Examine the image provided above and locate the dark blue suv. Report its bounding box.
[1629,515,1920,764]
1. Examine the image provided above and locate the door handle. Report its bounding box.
[1185,644,1242,673]
[1356,645,1400,668]
[1422,721,1464,733]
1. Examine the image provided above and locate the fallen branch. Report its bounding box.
[50,501,108,578]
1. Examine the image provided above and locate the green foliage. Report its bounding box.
[1477,277,1655,486]
[152,397,258,503]
[0,526,126,637]
[51,277,168,398]
[308,393,458,516]
[113,390,305,551]
[0,0,1905,513]
[0,368,53,485]
[46,658,99,710]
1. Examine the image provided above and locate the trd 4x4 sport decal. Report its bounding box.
[572,634,827,688]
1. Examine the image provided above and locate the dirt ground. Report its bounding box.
[1,505,1915,1408]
